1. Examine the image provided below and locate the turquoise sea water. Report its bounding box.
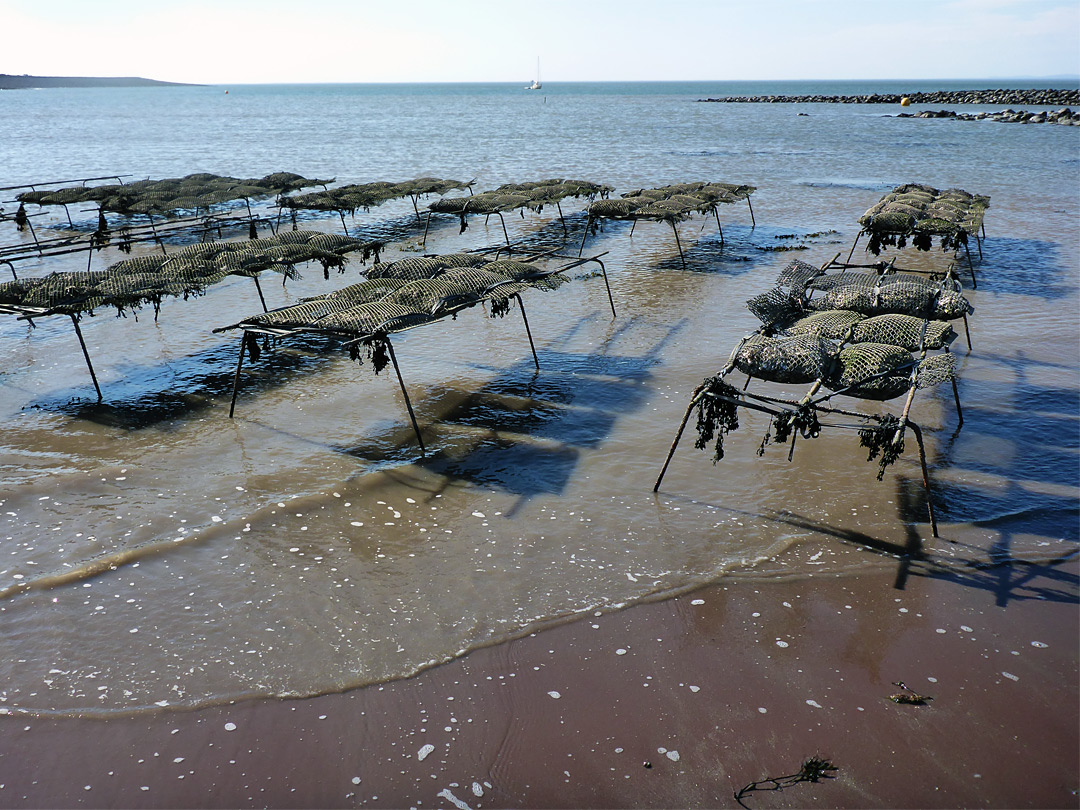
[0,80,1077,715]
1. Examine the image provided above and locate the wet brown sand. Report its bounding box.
[1,549,1075,809]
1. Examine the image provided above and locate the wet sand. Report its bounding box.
[1,548,1075,809]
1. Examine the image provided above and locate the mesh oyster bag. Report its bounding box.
[746,287,804,325]
[778,310,865,340]
[384,277,480,314]
[588,198,643,218]
[914,353,956,389]
[366,254,487,281]
[808,283,972,320]
[806,271,942,294]
[317,278,409,303]
[775,258,823,291]
[733,333,835,384]
[315,301,433,335]
[849,314,955,350]
[824,342,916,400]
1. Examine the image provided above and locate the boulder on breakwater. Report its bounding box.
[698,89,1080,106]
[897,107,1080,125]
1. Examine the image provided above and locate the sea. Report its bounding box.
[0,79,1077,716]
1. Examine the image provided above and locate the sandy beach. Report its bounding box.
[1,545,1075,809]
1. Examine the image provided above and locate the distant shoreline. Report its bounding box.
[0,74,198,90]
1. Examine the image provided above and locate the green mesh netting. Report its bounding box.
[914,352,956,389]
[367,254,488,281]
[0,230,376,317]
[278,178,473,214]
[849,314,955,350]
[824,342,916,400]
[227,255,570,342]
[778,310,866,340]
[588,182,755,221]
[19,172,330,215]
[807,283,972,320]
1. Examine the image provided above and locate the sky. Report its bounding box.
[1,0,1077,85]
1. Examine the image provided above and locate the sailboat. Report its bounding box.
[525,58,542,90]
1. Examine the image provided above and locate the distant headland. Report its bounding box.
[0,74,197,89]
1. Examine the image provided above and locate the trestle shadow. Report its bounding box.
[969,236,1075,299]
[650,223,843,274]
[936,374,1080,491]
[343,315,685,511]
[24,331,345,429]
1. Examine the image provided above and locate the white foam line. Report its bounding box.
[437,788,473,810]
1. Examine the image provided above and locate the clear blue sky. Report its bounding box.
[2,0,1077,84]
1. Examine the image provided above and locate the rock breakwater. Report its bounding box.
[698,89,1080,106]
[898,107,1080,125]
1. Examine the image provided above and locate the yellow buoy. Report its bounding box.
[900,97,910,107]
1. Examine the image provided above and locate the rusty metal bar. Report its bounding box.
[653,383,708,492]
[670,220,686,269]
[846,231,862,263]
[228,333,248,418]
[385,336,426,455]
[908,421,939,538]
[577,214,592,257]
[252,275,268,313]
[555,201,568,237]
[70,315,102,401]
[515,294,540,371]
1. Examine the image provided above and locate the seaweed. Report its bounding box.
[768,403,822,461]
[734,756,838,808]
[489,297,513,319]
[351,336,391,375]
[859,414,906,480]
[888,681,933,705]
[117,226,133,254]
[242,330,261,362]
[692,377,741,462]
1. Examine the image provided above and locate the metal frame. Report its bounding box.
[846,227,982,288]
[0,304,104,400]
[652,325,962,538]
[653,378,941,538]
[578,194,755,269]
[222,252,612,454]
[0,241,364,401]
[277,181,474,236]
[0,210,281,269]
[420,192,590,252]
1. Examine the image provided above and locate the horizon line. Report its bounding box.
[5,74,1079,87]
[172,75,1080,86]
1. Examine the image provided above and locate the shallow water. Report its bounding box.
[0,81,1077,714]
